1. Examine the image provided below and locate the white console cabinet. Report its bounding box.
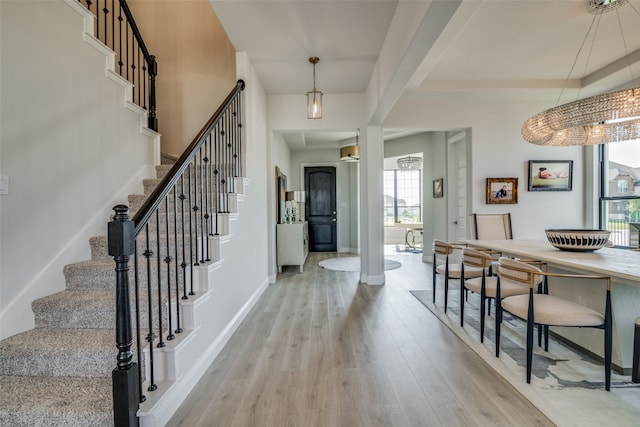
[277,221,309,273]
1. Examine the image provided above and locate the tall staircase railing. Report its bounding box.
[79,0,158,130]
[108,80,245,425]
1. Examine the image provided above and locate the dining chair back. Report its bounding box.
[469,213,513,240]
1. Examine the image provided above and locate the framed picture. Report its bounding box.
[528,160,573,191]
[486,177,518,204]
[433,178,444,198]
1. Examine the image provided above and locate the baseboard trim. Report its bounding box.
[138,276,270,426]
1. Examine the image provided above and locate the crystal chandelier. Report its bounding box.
[306,57,322,120]
[522,0,640,146]
[397,155,422,170]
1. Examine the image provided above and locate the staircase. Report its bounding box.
[0,165,156,425]
[0,164,250,426]
[0,2,264,424]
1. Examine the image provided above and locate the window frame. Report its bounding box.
[384,169,422,225]
[599,144,640,248]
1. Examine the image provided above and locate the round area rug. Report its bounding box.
[318,256,401,272]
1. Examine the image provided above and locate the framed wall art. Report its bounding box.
[528,160,573,191]
[486,177,518,204]
[433,178,444,198]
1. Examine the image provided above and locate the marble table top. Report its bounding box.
[467,239,640,287]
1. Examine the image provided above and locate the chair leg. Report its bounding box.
[487,297,491,316]
[444,275,449,313]
[460,281,465,327]
[526,319,535,384]
[480,281,486,343]
[526,292,535,384]
[544,325,549,352]
[538,325,542,347]
[605,290,612,391]
[495,278,502,357]
[432,256,436,304]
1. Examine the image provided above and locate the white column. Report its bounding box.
[359,126,385,285]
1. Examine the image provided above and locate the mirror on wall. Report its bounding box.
[275,166,287,224]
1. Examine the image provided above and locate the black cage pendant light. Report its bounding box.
[306,57,323,120]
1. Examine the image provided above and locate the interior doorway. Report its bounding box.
[447,131,468,242]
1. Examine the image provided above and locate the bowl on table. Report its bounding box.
[544,229,612,252]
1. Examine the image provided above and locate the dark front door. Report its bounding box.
[305,166,337,252]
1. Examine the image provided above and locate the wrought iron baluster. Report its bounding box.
[133,243,145,403]
[232,99,238,180]
[207,133,214,238]
[173,185,183,333]
[220,115,228,213]
[179,175,188,301]
[155,209,166,349]
[214,121,220,235]
[192,157,200,266]
[238,94,244,177]
[117,3,123,74]
[187,164,195,295]
[203,138,211,261]
[164,197,175,341]
[198,147,208,262]
[143,224,157,392]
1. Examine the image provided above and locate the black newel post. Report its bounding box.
[148,55,158,131]
[108,205,140,427]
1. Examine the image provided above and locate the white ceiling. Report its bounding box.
[210,0,640,149]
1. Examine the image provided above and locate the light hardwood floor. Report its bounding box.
[168,249,554,426]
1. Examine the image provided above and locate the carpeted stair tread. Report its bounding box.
[33,290,115,329]
[32,289,170,330]
[0,328,115,377]
[64,255,188,291]
[0,375,112,426]
[63,258,117,291]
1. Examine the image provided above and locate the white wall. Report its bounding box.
[385,95,585,240]
[234,52,271,300]
[0,1,157,339]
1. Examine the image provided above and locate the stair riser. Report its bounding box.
[143,177,227,196]
[64,259,193,292]
[89,229,224,262]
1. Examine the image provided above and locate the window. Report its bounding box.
[600,143,640,248]
[384,169,421,226]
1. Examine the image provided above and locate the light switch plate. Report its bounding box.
[0,175,9,195]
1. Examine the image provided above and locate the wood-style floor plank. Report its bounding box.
[167,250,554,427]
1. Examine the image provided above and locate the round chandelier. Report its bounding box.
[521,0,640,146]
[397,155,422,170]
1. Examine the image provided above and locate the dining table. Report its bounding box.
[466,239,640,377]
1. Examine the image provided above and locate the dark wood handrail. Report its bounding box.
[132,79,245,234]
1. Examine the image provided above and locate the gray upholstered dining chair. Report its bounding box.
[496,257,612,391]
[460,248,532,352]
[432,240,486,313]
